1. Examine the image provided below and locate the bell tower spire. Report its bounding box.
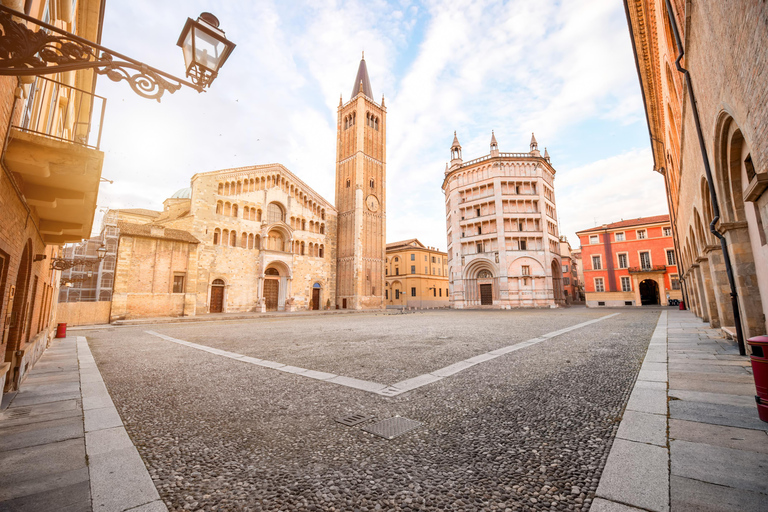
[335,56,386,310]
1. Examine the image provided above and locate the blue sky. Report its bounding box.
[93,0,668,250]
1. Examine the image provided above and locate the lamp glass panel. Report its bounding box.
[181,29,195,71]
[193,28,225,71]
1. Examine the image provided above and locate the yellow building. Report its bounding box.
[385,239,449,309]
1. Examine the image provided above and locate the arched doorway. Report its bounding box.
[477,269,493,305]
[311,282,321,310]
[264,267,280,311]
[8,242,32,354]
[551,260,564,305]
[210,279,225,313]
[639,279,660,306]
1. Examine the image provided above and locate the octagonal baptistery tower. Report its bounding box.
[182,164,337,313]
[442,132,565,308]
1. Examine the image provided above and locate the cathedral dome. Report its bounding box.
[171,187,192,199]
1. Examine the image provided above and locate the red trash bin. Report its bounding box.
[747,335,768,422]
[679,300,686,310]
[56,323,67,338]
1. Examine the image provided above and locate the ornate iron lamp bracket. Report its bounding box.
[0,6,202,101]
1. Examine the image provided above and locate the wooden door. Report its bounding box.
[480,284,493,305]
[264,279,279,311]
[210,285,224,313]
[312,288,320,310]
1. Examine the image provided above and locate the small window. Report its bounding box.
[433,288,436,297]
[562,265,568,273]
[346,179,351,188]
[395,268,399,275]
[385,290,389,299]
[617,253,628,269]
[621,276,631,292]
[615,232,625,241]
[173,274,186,293]
[439,288,442,297]
[640,251,651,269]
[598,301,606,306]
[411,254,415,261]
[637,229,647,239]
[590,235,599,244]
[592,255,602,270]
[663,227,672,237]
[411,287,416,297]
[477,242,483,253]
[595,277,605,292]
[624,301,633,306]
[370,178,375,188]
[671,274,681,290]
[519,240,526,250]
[666,249,676,266]
[411,265,416,274]
[521,265,530,276]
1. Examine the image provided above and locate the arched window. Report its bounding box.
[321,209,325,220]
[255,234,261,250]
[257,209,262,222]
[375,118,379,131]
[344,117,348,130]
[213,228,221,245]
[218,183,223,194]
[243,206,249,218]
[248,233,254,249]
[346,178,350,188]
[301,219,306,230]
[250,209,256,221]
[267,202,284,224]
[212,278,225,285]
[222,229,229,244]
[224,202,231,216]
[320,223,325,235]
[319,245,324,258]
[232,204,238,217]
[228,231,235,246]
[241,232,247,248]
[236,181,242,194]
[394,257,399,262]
[216,201,222,215]
[301,241,305,255]
[267,229,284,251]
[265,268,279,276]
[369,178,374,188]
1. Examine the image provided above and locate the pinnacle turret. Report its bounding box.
[350,54,373,100]
[530,132,538,151]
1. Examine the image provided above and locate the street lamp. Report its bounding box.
[177,13,236,90]
[50,243,107,271]
[0,5,236,101]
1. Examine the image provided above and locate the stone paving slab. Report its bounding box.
[615,410,667,447]
[669,399,768,430]
[671,439,768,495]
[590,498,647,511]
[595,438,669,512]
[669,418,768,454]
[668,388,756,407]
[670,475,768,512]
[625,387,667,415]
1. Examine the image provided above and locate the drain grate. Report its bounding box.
[362,416,422,439]
[335,413,374,427]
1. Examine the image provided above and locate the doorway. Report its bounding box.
[210,279,225,313]
[264,279,279,311]
[639,279,660,306]
[311,283,320,310]
[480,284,493,305]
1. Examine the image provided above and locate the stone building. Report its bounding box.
[624,0,768,341]
[385,239,448,309]
[559,238,580,303]
[577,215,681,307]
[0,0,105,396]
[107,57,386,320]
[442,132,564,308]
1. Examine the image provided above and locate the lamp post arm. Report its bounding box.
[0,5,203,101]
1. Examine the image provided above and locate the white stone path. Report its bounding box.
[147,312,621,397]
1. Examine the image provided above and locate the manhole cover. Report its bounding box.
[335,413,374,427]
[362,417,422,439]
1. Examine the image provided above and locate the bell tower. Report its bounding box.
[335,54,386,309]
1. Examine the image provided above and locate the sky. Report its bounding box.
[92,0,669,251]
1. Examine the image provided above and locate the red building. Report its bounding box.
[559,238,580,303]
[576,215,681,307]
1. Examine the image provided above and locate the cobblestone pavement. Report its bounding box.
[83,308,660,512]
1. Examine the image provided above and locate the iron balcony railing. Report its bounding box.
[628,265,667,273]
[16,75,106,150]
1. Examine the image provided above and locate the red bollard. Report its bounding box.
[56,323,67,338]
[747,336,768,422]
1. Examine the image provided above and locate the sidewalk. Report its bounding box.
[594,309,768,511]
[0,336,166,512]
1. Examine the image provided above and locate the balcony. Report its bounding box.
[5,76,106,244]
[628,265,667,274]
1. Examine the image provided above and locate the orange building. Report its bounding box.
[576,215,681,307]
[559,238,580,303]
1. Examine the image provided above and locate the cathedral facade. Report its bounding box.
[108,57,385,319]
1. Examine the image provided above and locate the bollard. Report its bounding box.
[56,323,67,338]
